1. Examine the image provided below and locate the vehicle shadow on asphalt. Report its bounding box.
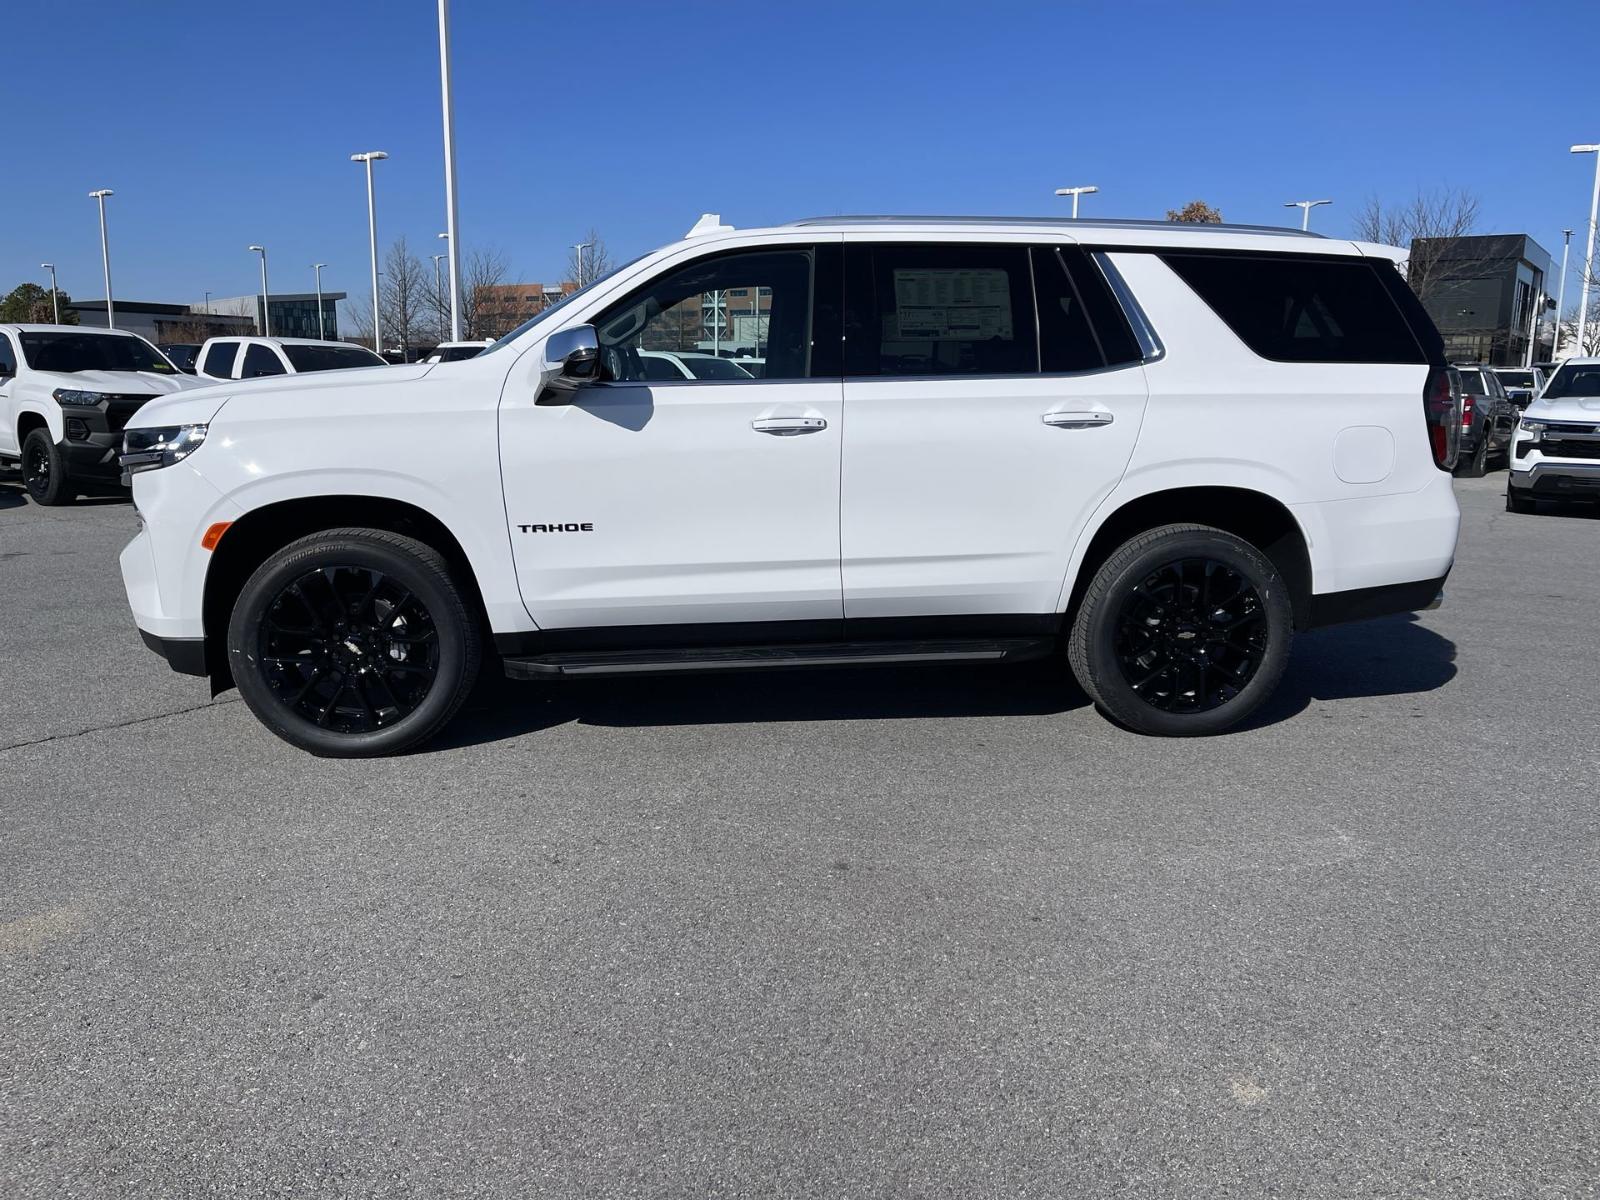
[432,614,1457,749]
[0,486,25,510]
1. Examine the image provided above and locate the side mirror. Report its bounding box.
[539,325,600,404]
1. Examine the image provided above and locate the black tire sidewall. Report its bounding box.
[1457,436,1488,478]
[22,429,69,505]
[227,534,476,757]
[1074,528,1293,737]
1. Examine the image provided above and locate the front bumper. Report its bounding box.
[1507,461,1600,495]
[138,628,208,676]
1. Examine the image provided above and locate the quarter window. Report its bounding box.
[202,342,238,378]
[0,334,16,376]
[1161,253,1426,364]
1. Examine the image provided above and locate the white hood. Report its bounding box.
[1525,394,1600,420]
[34,368,205,397]
[125,363,434,431]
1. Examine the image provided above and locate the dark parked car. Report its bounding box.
[158,343,201,374]
[1452,364,1517,477]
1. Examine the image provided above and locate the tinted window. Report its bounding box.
[594,247,819,381]
[241,344,286,378]
[202,342,238,377]
[434,344,486,362]
[1497,370,1533,389]
[18,331,177,374]
[1161,253,1426,364]
[638,353,689,380]
[0,335,16,376]
[281,345,385,372]
[845,243,1036,377]
[680,355,753,380]
[1543,363,1600,399]
[1456,369,1485,393]
[1032,247,1108,373]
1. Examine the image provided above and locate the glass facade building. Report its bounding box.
[1409,235,1552,366]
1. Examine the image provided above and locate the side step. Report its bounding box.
[503,638,1055,680]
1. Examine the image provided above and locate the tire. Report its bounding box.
[1067,524,1293,737]
[21,428,72,506]
[1455,434,1489,478]
[1505,484,1536,514]
[226,528,481,757]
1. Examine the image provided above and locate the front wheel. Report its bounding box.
[21,428,72,506]
[227,528,481,757]
[1068,524,1293,737]
[1505,484,1536,514]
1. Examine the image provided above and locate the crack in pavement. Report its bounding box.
[0,696,241,757]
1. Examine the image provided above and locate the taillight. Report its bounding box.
[1422,367,1461,471]
[1461,396,1475,428]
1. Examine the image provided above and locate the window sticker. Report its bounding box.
[889,269,1013,341]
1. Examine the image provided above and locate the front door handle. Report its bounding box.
[752,416,827,436]
[1042,410,1114,429]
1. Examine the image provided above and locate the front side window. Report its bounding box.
[241,344,286,378]
[18,330,177,375]
[202,342,238,377]
[593,247,820,382]
[0,334,17,376]
[1161,253,1426,364]
[844,243,1035,377]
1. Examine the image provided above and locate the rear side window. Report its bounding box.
[202,342,238,377]
[0,334,16,376]
[1456,369,1484,393]
[1162,253,1426,364]
[241,344,286,378]
[844,243,1036,377]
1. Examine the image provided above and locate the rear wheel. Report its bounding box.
[1068,524,1293,737]
[21,428,71,506]
[227,529,481,757]
[1455,434,1489,478]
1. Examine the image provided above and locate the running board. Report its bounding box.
[502,637,1054,680]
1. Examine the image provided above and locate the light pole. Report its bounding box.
[573,241,593,286]
[204,291,211,314]
[1053,185,1098,218]
[430,253,446,340]
[436,0,464,341]
[40,263,59,323]
[351,150,388,353]
[248,245,271,336]
[89,189,115,329]
[1284,199,1333,231]
[1551,230,1573,359]
[312,264,327,340]
[1571,144,1600,356]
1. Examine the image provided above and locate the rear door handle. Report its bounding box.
[752,416,827,436]
[1042,410,1114,429]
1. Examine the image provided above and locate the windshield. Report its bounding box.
[681,355,754,380]
[1496,370,1533,388]
[282,344,387,372]
[19,330,176,375]
[478,254,648,355]
[1542,363,1600,399]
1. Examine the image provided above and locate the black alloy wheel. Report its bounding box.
[21,428,70,506]
[1068,523,1293,737]
[1110,557,1267,714]
[258,565,440,734]
[228,529,480,757]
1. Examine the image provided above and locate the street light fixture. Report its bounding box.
[311,263,328,340]
[1571,144,1600,355]
[248,245,271,336]
[1054,185,1098,219]
[88,189,115,329]
[1284,199,1333,231]
[39,263,59,324]
[1551,230,1573,359]
[351,150,389,353]
[573,241,594,286]
[436,0,464,341]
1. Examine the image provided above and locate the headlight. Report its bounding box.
[120,424,209,475]
[53,388,111,407]
[1519,420,1545,435]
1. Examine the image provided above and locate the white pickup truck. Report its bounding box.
[0,324,201,505]
[1506,357,1600,511]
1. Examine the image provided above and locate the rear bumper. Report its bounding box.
[1306,574,1448,630]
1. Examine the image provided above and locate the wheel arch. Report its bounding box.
[1061,485,1315,631]
[201,495,491,690]
[16,406,53,447]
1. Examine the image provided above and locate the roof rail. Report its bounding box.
[783,214,1324,238]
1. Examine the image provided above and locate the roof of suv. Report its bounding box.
[0,323,144,335]
[784,214,1324,239]
[203,336,358,347]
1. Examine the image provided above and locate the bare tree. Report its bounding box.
[460,246,510,340]
[1166,201,1224,224]
[380,236,429,360]
[566,229,613,288]
[341,292,375,348]
[1352,188,1480,306]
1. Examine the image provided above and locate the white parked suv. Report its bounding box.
[1506,357,1600,512]
[118,215,1462,756]
[195,336,387,380]
[0,324,201,505]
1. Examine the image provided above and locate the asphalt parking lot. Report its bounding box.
[2,471,1597,1198]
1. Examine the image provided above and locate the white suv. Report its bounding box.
[195,336,387,380]
[1506,356,1600,511]
[0,324,201,505]
[118,215,1462,755]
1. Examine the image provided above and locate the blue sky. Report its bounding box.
[4,0,1595,315]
